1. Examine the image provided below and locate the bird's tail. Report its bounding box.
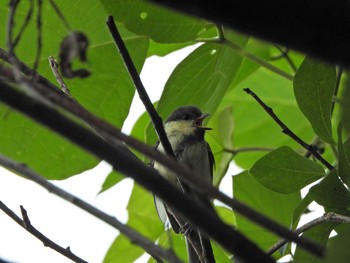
[186,232,215,263]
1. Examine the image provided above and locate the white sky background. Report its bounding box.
[0,44,236,263]
[0,44,323,263]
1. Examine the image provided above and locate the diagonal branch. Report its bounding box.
[267,212,350,255]
[243,88,334,170]
[0,155,181,263]
[0,201,87,263]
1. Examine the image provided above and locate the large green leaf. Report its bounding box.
[309,169,350,209]
[232,171,301,254]
[101,0,211,43]
[293,57,336,144]
[323,224,350,263]
[249,146,325,194]
[0,0,148,179]
[220,67,315,169]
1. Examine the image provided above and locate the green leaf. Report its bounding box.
[103,234,144,263]
[323,224,350,263]
[249,146,325,194]
[99,171,124,194]
[309,169,350,209]
[232,171,301,253]
[292,193,313,228]
[293,222,338,263]
[157,38,248,119]
[0,0,148,180]
[293,57,336,144]
[337,124,350,187]
[101,0,211,43]
[206,107,235,186]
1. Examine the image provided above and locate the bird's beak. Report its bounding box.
[194,114,212,130]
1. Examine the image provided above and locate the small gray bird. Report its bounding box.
[153,106,215,263]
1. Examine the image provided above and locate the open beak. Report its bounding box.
[194,114,212,130]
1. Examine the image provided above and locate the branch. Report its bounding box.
[243,88,334,170]
[0,155,181,263]
[224,147,275,155]
[0,80,277,263]
[0,54,323,258]
[267,212,350,255]
[0,201,87,263]
[106,16,175,158]
[48,56,71,96]
[149,0,350,68]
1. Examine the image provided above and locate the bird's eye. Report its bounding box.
[183,114,189,120]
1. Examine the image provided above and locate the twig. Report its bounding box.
[48,0,71,30]
[7,0,20,55]
[12,0,34,48]
[273,46,297,73]
[224,147,275,155]
[0,201,88,263]
[0,155,182,263]
[33,0,43,70]
[48,56,71,96]
[0,56,323,258]
[243,88,334,170]
[106,16,175,158]
[267,212,350,255]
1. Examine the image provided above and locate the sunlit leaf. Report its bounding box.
[293,57,336,144]
[249,146,325,194]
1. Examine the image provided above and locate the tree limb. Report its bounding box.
[243,88,334,170]
[267,212,350,255]
[0,201,87,263]
[0,155,181,263]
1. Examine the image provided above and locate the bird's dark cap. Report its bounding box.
[165,106,203,122]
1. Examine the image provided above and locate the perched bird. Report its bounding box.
[153,106,215,263]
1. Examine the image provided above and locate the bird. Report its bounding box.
[152,105,215,263]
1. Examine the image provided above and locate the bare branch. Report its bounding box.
[267,212,350,255]
[0,201,87,263]
[33,0,43,70]
[0,155,181,263]
[243,88,334,170]
[48,0,71,30]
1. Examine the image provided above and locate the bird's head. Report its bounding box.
[164,106,212,138]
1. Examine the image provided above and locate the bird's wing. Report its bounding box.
[206,142,215,183]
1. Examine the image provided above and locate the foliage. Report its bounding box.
[1,0,350,262]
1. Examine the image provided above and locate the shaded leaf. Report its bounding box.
[323,224,350,263]
[101,0,211,43]
[293,57,336,144]
[232,171,301,253]
[293,222,338,263]
[249,146,325,194]
[309,169,350,209]
[292,193,313,228]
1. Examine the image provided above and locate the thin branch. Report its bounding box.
[243,88,334,170]
[273,46,297,73]
[0,56,323,258]
[106,16,175,158]
[12,0,34,48]
[267,212,350,255]
[0,155,181,263]
[201,27,294,81]
[6,0,20,55]
[48,56,71,96]
[48,0,71,30]
[33,0,43,70]
[224,147,275,155]
[0,201,87,263]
